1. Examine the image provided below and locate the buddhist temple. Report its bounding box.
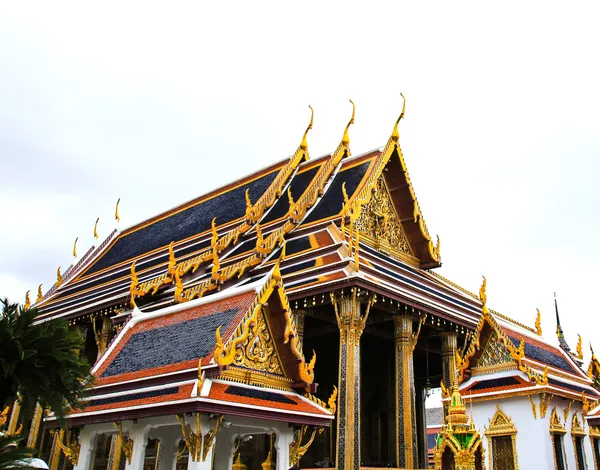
[4,97,600,470]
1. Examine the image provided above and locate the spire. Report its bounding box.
[555,292,571,352]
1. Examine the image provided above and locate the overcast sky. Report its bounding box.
[1,2,599,359]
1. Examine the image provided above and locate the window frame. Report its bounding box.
[590,426,600,470]
[572,412,588,470]
[550,407,568,470]
[484,405,519,470]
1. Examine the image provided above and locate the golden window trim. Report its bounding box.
[570,412,588,470]
[484,405,519,470]
[590,434,600,470]
[550,407,568,435]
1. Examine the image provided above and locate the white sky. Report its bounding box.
[1,2,599,361]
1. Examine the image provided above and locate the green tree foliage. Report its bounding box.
[0,298,91,421]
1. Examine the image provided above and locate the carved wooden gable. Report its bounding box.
[472,329,514,371]
[231,306,284,376]
[354,177,417,263]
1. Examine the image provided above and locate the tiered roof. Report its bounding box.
[35,100,492,338]
[456,306,600,402]
[55,262,334,427]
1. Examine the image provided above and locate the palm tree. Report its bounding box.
[0,298,91,422]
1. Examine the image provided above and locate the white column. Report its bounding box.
[274,426,293,470]
[125,423,151,470]
[73,428,97,470]
[152,428,180,470]
[187,415,213,470]
[212,429,236,470]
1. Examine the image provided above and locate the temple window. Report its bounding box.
[484,406,519,470]
[175,439,189,470]
[572,413,588,470]
[553,434,567,470]
[550,407,568,470]
[592,437,600,470]
[143,438,160,470]
[92,434,112,470]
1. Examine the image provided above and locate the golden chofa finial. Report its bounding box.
[24,290,31,310]
[115,198,121,223]
[72,237,78,258]
[36,284,43,303]
[479,275,488,314]
[391,92,407,142]
[341,99,356,148]
[535,309,542,336]
[93,217,100,239]
[299,105,314,152]
[577,335,584,360]
[56,266,63,287]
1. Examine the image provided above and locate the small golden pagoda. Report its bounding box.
[434,375,484,470]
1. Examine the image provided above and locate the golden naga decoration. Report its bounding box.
[576,334,584,359]
[479,276,488,314]
[289,425,323,466]
[539,393,551,418]
[299,105,314,152]
[327,385,338,415]
[93,217,100,239]
[391,92,406,142]
[535,308,542,336]
[195,359,205,397]
[177,413,203,461]
[72,237,78,258]
[202,415,223,461]
[283,304,317,385]
[0,405,9,427]
[56,266,63,288]
[36,284,43,303]
[563,400,573,422]
[528,394,537,419]
[255,223,269,257]
[115,421,134,465]
[244,189,254,222]
[129,261,140,308]
[134,241,179,298]
[55,430,81,466]
[303,386,338,415]
[115,198,121,222]
[341,99,356,148]
[24,290,31,310]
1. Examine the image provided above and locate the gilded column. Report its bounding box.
[440,331,457,416]
[440,332,457,389]
[393,313,424,469]
[292,308,306,351]
[331,289,373,470]
[26,403,43,448]
[7,398,21,434]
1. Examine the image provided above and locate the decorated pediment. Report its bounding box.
[231,307,284,376]
[472,329,514,371]
[353,176,417,264]
[485,406,517,436]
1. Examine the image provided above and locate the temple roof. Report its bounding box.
[35,106,448,326]
[457,308,600,402]
[63,265,334,426]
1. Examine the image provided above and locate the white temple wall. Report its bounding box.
[471,395,555,469]
[74,414,297,470]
